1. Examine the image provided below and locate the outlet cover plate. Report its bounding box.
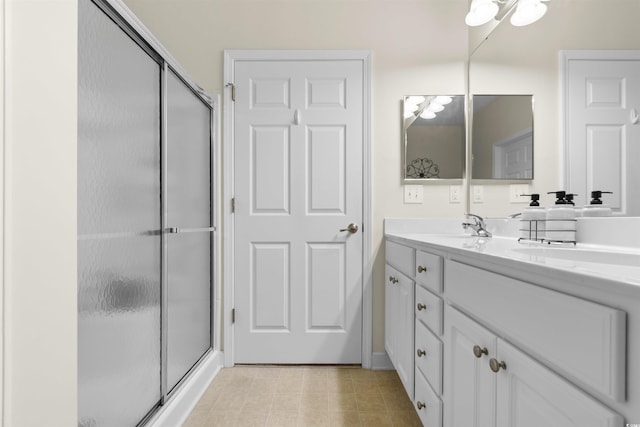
[510,184,530,203]
[449,185,462,203]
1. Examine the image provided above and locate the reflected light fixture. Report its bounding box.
[420,110,437,119]
[434,96,453,105]
[465,0,499,26]
[510,0,548,26]
[426,102,445,113]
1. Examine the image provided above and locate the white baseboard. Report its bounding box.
[370,352,394,370]
[148,350,224,427]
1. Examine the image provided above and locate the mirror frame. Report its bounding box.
[402,95,467,185]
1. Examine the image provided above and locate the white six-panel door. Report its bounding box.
[232,58,364,363]
[564,52,640,215]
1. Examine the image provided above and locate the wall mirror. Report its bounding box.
[467,0,640,216]
[402,95,465,183]
[471,94,533,180]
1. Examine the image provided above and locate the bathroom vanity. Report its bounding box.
[384,218,640,426]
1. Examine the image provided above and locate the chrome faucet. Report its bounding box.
[462,213,492,238]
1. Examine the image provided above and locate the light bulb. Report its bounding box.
[405,96,425,106]
[426,102,445,113]
[405,103,419,113]
[511,0,547,26]
[465,0,499,26]
[420,110,437,119]
[435,96,453,105]
[404,110,416,119]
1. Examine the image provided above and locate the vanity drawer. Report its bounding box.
[446,259,626,402]
[414,369,443,427]
[386,240,415,277]
[415,250,443,293]
[416,285,443,336]
[415,320,443,395]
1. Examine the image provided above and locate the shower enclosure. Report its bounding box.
[77,0,215,425]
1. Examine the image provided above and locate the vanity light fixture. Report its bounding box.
[510,0,548,26]
[465,0,499,26]
[465,0,549,27]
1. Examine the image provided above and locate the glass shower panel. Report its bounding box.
[166,70,212,392]
[78,0,161,425]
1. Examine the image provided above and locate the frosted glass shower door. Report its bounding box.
[78,0,162,426]
[165,70,213,392]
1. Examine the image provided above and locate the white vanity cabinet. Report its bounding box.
[445,305,623,427]
[384,232,630,427]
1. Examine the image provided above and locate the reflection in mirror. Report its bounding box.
[471,95,533,180]
[403,95,465,182]
[467,0,640,217]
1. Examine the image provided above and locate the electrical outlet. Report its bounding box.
[472,185,484,203]
[449,185,461,203]
[510,184,530,203]
[404,185,423,204]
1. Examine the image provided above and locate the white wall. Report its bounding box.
[3,0,78,425]
[123,0,469,355]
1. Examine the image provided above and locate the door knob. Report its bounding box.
[417,265,427,273]
[340,223,359,233]
[417,349,426,357]
[489,358,507,373]
[417,303,427,311]
[472,345,488,358]
[416,401,426,410]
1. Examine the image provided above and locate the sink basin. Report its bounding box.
[512,246,640,266]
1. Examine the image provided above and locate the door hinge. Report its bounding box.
[361,223,364,233]
[231,308,236,324]
[231,197,235,213]
[226,83,236,102]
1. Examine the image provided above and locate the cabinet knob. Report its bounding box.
[416,401,426,410]
[489,358,507,373]
[388,275,398,284]
[417,303,427,311]
[417,349,426,357]
[417,265,427,273]
[472,345,488,358]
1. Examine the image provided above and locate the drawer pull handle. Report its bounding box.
[417,303,427,311]
[472,345,488,358]
[416,401,426,410]
[417,265,427,273]
[388,276,399,284]
[417,349,426,357]
[489,358,507,373]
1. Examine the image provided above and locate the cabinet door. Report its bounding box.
[384,264,414,399]
[444,306,496,427]
[385,264,398,365]
[396,271,415,399]
[496,339,623,427]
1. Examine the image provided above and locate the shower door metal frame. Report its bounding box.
[84,0,218,420]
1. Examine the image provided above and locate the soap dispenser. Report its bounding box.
[565,193,583,217]
[582,191,613,217]
[520,194,545,241]
[546,191,576,242]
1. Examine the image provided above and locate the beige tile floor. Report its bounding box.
[183,366,421,427]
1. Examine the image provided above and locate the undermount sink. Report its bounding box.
[512,246,640,266]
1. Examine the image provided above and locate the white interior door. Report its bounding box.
[233,57,364,364]
[565,53,640,214]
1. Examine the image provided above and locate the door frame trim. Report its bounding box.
[222,49,373,368]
